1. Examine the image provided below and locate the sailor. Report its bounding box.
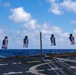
[69,34,75,45]
[2,36,8,49]
[23,36,29,48]
[50,34,56,46]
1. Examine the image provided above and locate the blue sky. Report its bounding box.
[0,0,76,49]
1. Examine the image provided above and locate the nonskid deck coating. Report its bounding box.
[0,56,76,75]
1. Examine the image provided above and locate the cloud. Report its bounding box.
[74,29,76,33]
[9,7,71,48]
[0,26,6,40]
[0,1,10,7]
[41,23,69,38]
[48,0,63,15]
[23,19,40,29]
[41,23,52,34]
[47,0,76,15]
[61,0,76,13]
[59,38,64,42]
[3,2,10,7]
[9,7,31,23]
[47,0,63,15]
[60,32,69,38]
[9,7,40,30]
[71,20,76,24]
[53,26,62,33]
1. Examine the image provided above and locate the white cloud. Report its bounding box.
[0,1,10,7]
[47,0,76,15]
[59,38,64,42]
[60,32,69,38]
[61,0,76,13]
[41,23,69,39]
[41,29,53,34]
[53,26,62,33]
[71,20,76,24]
[9,7,31,23]
[74,29,76,33]
[48,0,63,15]
[53,26,69,38]
[3,2,10,7]
[50,3,63,15]
[23,19,40,29]
[50,6,63,15]
[9,7,40,30]
[8,7,71,49]
[41,23,52,34]
[42,23,51,30]
[21,21,69,48]
[0,27,6,40]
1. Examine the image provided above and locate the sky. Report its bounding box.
[0,0,76,49]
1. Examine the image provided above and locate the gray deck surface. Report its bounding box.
[0,56,76,75]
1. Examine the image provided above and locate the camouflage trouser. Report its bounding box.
[23,43,28,48]
[51,41,56,46]
[2,44,7,49]
[71,40,75,45]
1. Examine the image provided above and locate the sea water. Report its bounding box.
[0,49,76,58]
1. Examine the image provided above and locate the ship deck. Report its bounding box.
[0,54,76,75]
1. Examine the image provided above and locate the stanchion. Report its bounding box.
[40,32,42,56]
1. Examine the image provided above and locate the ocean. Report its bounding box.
[0,49,76,58]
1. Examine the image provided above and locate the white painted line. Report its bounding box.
[52,62,66,75]
[56,58,76,75]
[48,68,63,71]
[3,71,23,75]
[26,71,31,73]
[0,64,8,66]
[70,66,76,69]
[42,58,60,75]
[37,70,45,71]
[61,61,76,74]
[57,58,76,63]
[29,62,46,75]
[13,62,22,64]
